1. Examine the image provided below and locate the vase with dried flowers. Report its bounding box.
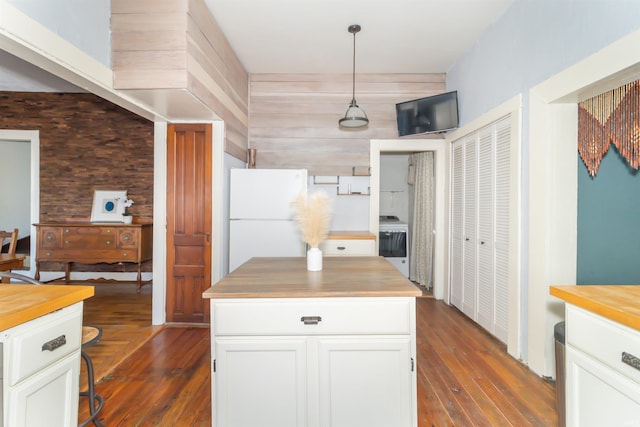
[291,191,332,271]
[119,197,134,224]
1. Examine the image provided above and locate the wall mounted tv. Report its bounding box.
[395,91,459,137]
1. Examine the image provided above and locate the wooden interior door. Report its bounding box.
[166,123,212,323]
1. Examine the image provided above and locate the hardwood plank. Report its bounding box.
[77,292,557,426]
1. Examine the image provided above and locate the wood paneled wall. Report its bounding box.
[0,91,154,272]
[111,0,249,159]
[249,73,445,176]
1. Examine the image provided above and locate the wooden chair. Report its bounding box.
[0,228,18,256]
[0,271,105,426]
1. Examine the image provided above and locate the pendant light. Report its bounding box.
[339,24,369,128]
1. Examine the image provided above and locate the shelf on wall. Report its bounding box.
[313,176,339,185]
[352,166,371,176]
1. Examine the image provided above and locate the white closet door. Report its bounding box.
[476,126,495,333]
[450,140,465,309]
[493,117,511,343]
[462,135,478,319]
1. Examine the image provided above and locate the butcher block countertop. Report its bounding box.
[550,285,640,331]
[0,285,94,331]
[326,231,376,240]
[203,256,421,299]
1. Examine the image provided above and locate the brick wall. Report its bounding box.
[0,92,154,274]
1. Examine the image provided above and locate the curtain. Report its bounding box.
[409,152,434,289]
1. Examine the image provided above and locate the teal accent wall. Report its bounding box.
[577,146,640,284]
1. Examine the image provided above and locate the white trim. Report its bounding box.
[152,122,168,325]
[370,139,448,301]
[528,27,640,377]
[212,121,225,285]
[0,129,39,276]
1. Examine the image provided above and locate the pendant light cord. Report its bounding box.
[351,30,356,102]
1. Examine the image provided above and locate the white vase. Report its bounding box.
[307,247,322,271]
[122,215,133,224]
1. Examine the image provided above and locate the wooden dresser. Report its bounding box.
[35,222,153,291]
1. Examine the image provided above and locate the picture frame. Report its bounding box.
[90,190,127,222]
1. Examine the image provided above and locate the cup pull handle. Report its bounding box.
[301,316,322,325]
[42,335,67,352]
[622,352,640,371]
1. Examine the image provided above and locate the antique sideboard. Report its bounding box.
[34,222,152,291]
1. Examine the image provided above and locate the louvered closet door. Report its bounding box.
[493,117,511,343]
[462,135,478,319]
[450,140,465,309]
[476,126,495,333]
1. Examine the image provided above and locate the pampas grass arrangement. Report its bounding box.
[291,191,333,248]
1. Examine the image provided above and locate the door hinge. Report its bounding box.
[411,357,414,372]
[213,359,216,373]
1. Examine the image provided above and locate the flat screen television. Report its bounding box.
[395,91,459,137]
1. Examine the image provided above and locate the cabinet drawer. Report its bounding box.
[7,303,83,386]
[320,239,375,256]
[213,297,414,336]
[567,305,640,384]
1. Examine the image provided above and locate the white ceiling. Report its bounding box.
[0,0,513,91]
[203,0,513,74]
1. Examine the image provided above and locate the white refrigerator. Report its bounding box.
[229,168,308,272]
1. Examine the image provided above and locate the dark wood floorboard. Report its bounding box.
[79,292,557,426]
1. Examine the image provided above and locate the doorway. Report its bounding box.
[370,139,448,301]
[0,129,39,274]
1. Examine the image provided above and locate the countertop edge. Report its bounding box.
[550,285,640,332]
[0,285,95,331]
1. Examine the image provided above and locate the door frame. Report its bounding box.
[369,139,448,302]
[0,129,40,275]
[152,121,225,325]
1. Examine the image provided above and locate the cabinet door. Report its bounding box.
[317,336,414,427]
[566,346,640,427]
[5,353,79,427]
[214,337,308,427]
[450,140,465,309]
[462,135,478,319]
[476,126,495,333]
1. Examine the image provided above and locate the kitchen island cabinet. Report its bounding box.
[203,256,421,427]
[0,284,94,427]
[550,285,640,427]
[319,231,376,257]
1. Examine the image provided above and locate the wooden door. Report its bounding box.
[166,124,212,323]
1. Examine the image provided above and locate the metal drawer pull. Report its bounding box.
[301,316,322,325]
[42,335,67,352]
[621,352,640,371]
[337,246,346,250]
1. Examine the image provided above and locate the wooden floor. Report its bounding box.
[79,289,557,426]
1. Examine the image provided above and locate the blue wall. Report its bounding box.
[577,146,640,284]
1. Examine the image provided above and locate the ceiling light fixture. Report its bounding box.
[339,24,369,128]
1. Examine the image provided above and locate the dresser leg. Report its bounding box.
[65,262,71,283]
[136,264,142,293]
[35,262,40,281]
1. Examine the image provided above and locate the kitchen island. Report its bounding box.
[203,256,421,427]
[550,285,640,427]
[0,284,94,427]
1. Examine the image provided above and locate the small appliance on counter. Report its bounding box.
[379,215,409,278]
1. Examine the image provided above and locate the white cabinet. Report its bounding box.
[450,116,511,343]
[565,305,640,426]
[1,302,83,427]
[210,297,417,427]
[319,239,375,256]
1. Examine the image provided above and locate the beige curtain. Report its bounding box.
[409,152,434,289]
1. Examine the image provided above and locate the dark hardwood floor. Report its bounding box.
[79,287,557,426]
